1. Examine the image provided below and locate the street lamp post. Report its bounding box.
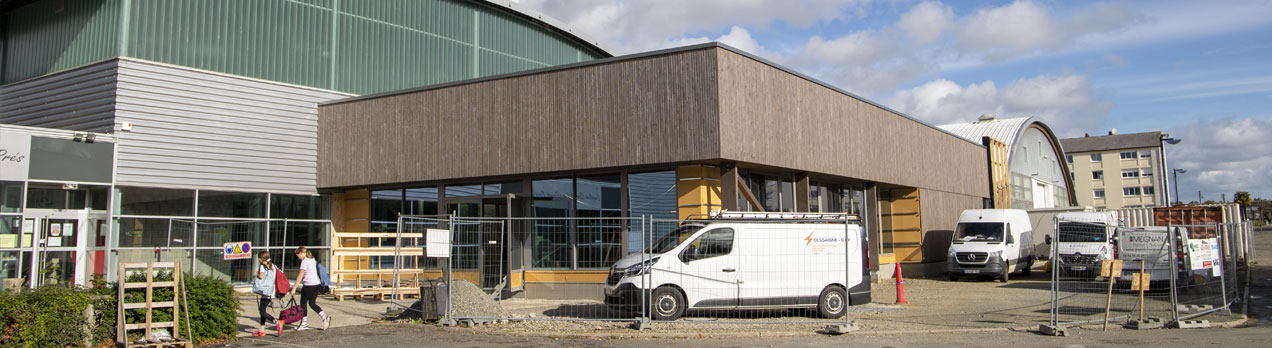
[1160,135,1181,206]
[1172,169,1187,205]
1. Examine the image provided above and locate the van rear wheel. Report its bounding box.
[1021,257,1033,276]
[650,287,684,321]
[817,286,847,318]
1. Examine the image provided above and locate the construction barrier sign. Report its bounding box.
[223,241,252,260]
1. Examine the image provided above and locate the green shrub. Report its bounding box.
[179,274,239,342]
[0,287,92,348]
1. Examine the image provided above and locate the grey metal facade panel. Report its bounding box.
[114,59,352,194]
[714,49,989,198]
[0,59,118,133]
[318,48,722,189]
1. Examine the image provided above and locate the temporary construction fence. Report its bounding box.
[1048,218,1247,331]
[388,213,864,329]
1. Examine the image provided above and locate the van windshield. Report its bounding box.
[954,222,1004,242]
[1057,222,1108,243]
[648,225,705,254]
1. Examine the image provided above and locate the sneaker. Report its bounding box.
[322,315,331,331]
[275,321,284,336]
[296,323,311,331]
[251,330,265,337]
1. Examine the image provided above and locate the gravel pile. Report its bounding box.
[447,280,511,319]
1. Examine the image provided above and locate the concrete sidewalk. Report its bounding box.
[233,293,396,337]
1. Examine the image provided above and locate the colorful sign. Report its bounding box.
[1187,239,1216,270]
[223,241,252,260]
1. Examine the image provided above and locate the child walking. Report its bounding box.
[291,247,331,330]
[253,251,284,336]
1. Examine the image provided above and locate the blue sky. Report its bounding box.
[520,0,1272,201]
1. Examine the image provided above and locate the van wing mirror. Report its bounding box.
[680,245,699,262]
[1045,235,1052,245]
[1006,234,1014,245]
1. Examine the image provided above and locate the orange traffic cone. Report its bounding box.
[895,263,908,304]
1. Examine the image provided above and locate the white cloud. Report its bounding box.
[888,73,1112,134]
[516,0,867,55]
[897,1,954,44]
[1167,117,1272,199]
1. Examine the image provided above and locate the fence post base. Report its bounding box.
[1176,320,1211,329]
[631,318,654,331]
[1127,317,1166,330]
[823,323,860,335]
[1039,324,1068,336]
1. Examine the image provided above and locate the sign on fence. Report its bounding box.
[1188,239,1216,270]
[426,228,450,258]
[223,241,252,260]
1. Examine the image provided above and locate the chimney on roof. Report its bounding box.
[977,114,996,123]
[1109,128,1118,135]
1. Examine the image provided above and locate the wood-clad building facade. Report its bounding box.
[317,43,989,299]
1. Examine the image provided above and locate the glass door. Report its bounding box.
[445,196,511,290]
[23,210,88,288]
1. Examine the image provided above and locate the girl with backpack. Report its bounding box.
[252,251,284,337]
[291,247,331,330]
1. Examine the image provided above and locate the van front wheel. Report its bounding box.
[817,286,847,318]
[650,287,684,321]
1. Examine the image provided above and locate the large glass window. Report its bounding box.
[843,186,866,215]
[0,181,21,213]
[197,191,266,218]
[0,216,18,248]
[531,178,572,268]
[370,189,403,232]
[445,183,482,198]
[25,186,84,210]
[628,171,676,252]
[116,218,192,248]
[405,187,439,216]
[484,181,523,195]
[195,221,267,248]
[270,194,330,220]
[268,221,329,248]
[119,187,194,216]
[576,175,622,268]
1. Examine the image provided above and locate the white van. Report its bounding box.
[1116,226,1190,284]
[1053,212,1118,278]
[603,215,869,320]
[947,209,1035,282]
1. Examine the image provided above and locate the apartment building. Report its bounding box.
[1060,131,1167,209]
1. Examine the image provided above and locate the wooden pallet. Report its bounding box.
[117,262,193,348]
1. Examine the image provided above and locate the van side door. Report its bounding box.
[678,228,738,309]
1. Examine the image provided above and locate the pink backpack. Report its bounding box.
[273,268,290,295]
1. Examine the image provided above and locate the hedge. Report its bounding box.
[0,273,239,347]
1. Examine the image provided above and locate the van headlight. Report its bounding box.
[623,257,659,276]
[988,250,1002,260]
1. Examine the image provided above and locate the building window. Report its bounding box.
[197,191,267,218]
[1092,171,1104,180]
[1143,186,1155,195]
[1065,155,1073,163]
[575,175,622,269]
[1121,169,1140,178]
[1141,168,1154,177]
[531,178,573,268]
[1140,150,1152,158]
[404,187,439,216]
[1123,187,1141,196]
[1094,189,1105,198]
[370,189,403,232]
[1,181,24,213]
[1091,153,1102,161]
[628,171,677,252]
[271,195,331,220]
[1120,151,1137,160]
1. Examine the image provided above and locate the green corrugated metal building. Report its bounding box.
[1,0,610,94]
[0,0,611,289]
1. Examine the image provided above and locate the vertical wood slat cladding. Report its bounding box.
[319,49,721,188]
[713,49,988,198]
[918,188,984,262]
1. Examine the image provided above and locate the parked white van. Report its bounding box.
[603,214,870,320]
[1053,211,1118,279]
[947,209,1035,282]
[1116,226,1190,284]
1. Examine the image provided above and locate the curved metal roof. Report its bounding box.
[477,0,614,57]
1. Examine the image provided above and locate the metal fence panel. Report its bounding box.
[1050,220,1175,327]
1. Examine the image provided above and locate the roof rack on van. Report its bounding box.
[687,210,860,223]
